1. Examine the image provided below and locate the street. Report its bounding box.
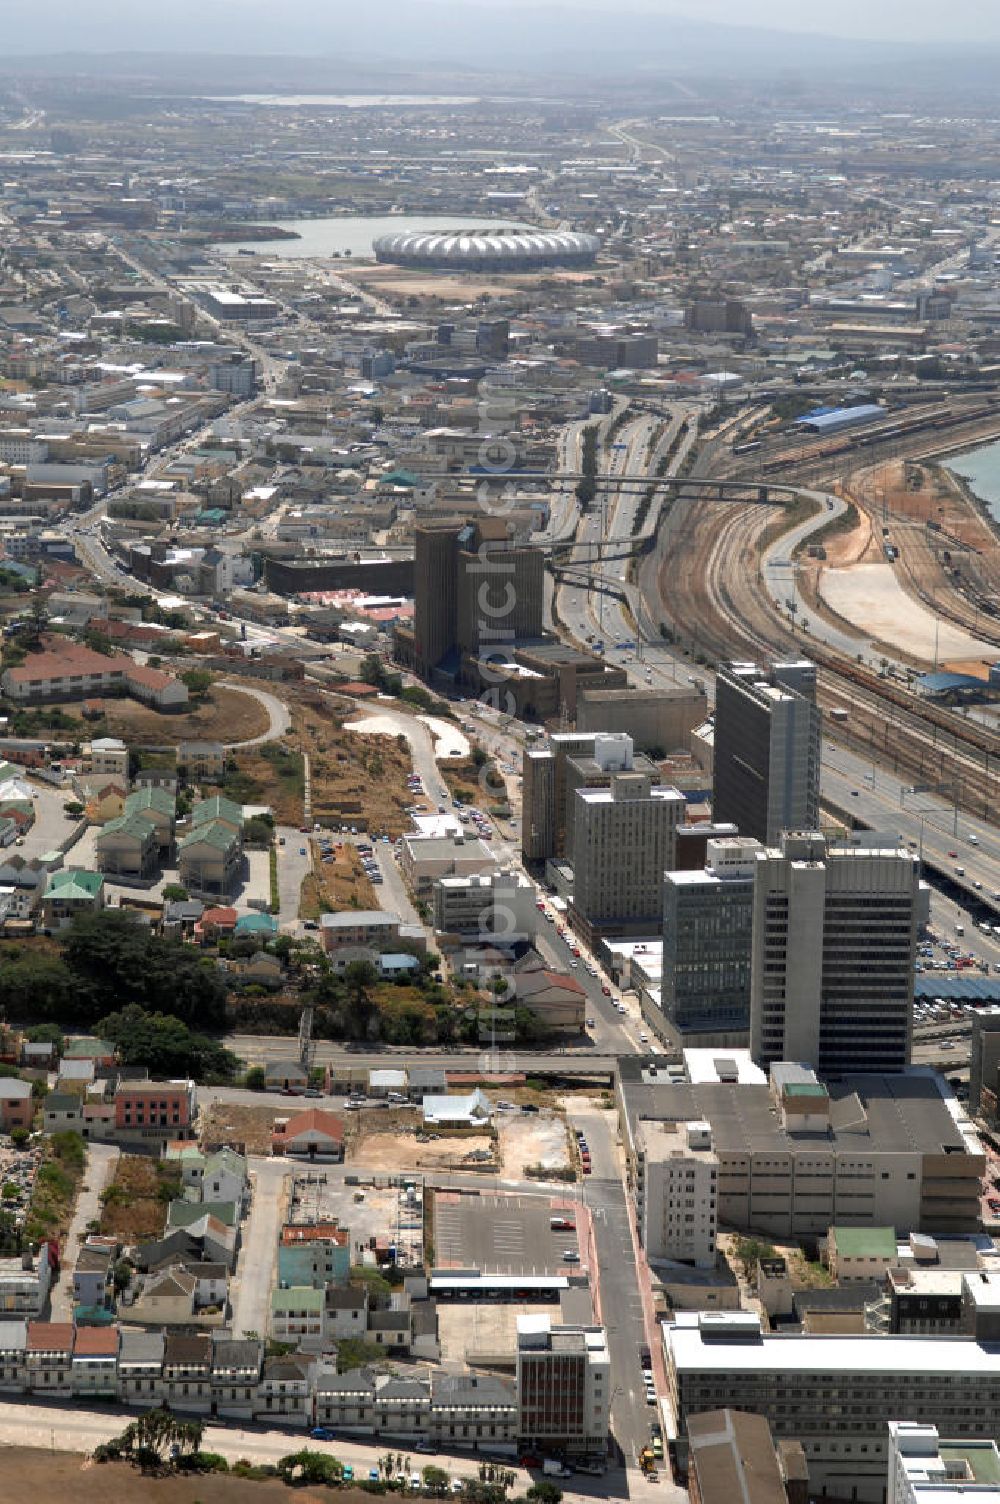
[229,1157,288,1339]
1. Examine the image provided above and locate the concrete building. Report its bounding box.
[969,1011,1000,1119]
[433,870,536,945]
[889,1422,1000,1504]
[521,733,599,864]
[516,1315,610,1456]
[90,737,129,781]
[660,837,761,1049]
[562,734,660,865]
[400,830,497,897]
[576,684,707,755]
[404,519,544,682]
[750,833,920,1075]
[635,1119,718,1267]
[687,1410,807,1504]
[665,1311,1000,1503]
[618,1054,985,1241]
[42,868,105,930]
[713,661,820,846]
[95,811,159,880]
[570,772,684,940]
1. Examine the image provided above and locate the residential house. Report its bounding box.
[161,1332,213,1414]
[179,742,226,780]
[0,1319,26,1393]
[265,1060,309,1094]
[95,811,159,879]
[379,952,421,980]
[194,905,238,942]
[134,1223,234,1276]
[79,778,127,826]
[71,1324,119,1399]
[159,1212,237,1270]
[43,1092,85,1135]
[234,911,278,943]
[271,1109,345,1162]
[125,1265,227,1328]
[320,910,401,954]
[178,820,242,898]
[255,1352,317,1427]
[72,1239,114,1314]
[161,898,205,937]
[369,1304,413,1354]
[314,1366,377,1433]
[20,1039,55,1070]
[375,1374,433,1441]
[24,1320,73,1395]
[0,858,46,920]
[210,1334,263,1421]
[0,1077,33,1132]
[326,1285,369,1341]
[165,1146,248,1209]
[0,1246,53,1316]
[63,1036,115,1069]
[124,786,176,853]
[90,737,129,781]
[271,1286,326,1352]
[227,950,283,989]
[116,1327,164,1407]
[278,1222,351,1291]
[42,868,105,930]
[513,965,587,1036]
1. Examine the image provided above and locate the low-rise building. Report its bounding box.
[71,1325,119,1399]
[0,1246,53,1316]
[271,1109,345,1162]
[42,868,104,930]
[255,1352,317,1427]
[828,1226,899,1284]
[161,1332,213,1414]
[210,1334,263,1421]
[278,1222,351,1290]
[889,1422,1000,1504]
[320,909,401,953]
[686,1409,807,1504]
[516,1315,610,1455]
[24,1320,73,1395]
[0,1077,33,1133]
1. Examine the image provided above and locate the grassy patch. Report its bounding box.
[24,1131,85,1245]
[98,1155,182,1244]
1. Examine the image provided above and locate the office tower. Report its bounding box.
[713,660,821,845]
[684,298,754,338]
[411,519,544,679]
[412,521,460,679]
[563,734,660,864]
[570,771,684,937]
[661,837,761,1047]
[750,832,920,1074]
[521,731,654,865]
[516,1315,610,1454]
[969,1011,1000,1119]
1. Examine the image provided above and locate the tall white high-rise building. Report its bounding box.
[750,832,920,1074]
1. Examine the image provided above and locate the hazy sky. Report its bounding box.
[1,0,997,52]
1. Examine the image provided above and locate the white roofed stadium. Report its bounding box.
[371,227,600,271]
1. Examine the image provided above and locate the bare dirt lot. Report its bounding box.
[1,1451,359,1502]
[300,840,377,921]
[344,262,603,305]
[820,561,996,663]
[199,1102,282,1156]
[349,1118,495,1172]
[497,1111,570,1180]
[100,684,270,745]
[288,690,415,837]
[98,1155,181,1244]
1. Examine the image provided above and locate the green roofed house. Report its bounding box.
[167,1198,239,1231]
[190,796,243,834]
[178,820,242,899]
[43,868,105,931]
[124,786,176,853]
[271,1286,326,1351]
[828,1225,898,1283]
[234,912,277,939]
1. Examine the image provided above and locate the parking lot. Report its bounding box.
[432,1191,583,1276]
[17,778,79,862]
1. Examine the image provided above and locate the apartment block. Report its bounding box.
[433,870,537,944]
[713,660,820,845]
[750,833,920,1075]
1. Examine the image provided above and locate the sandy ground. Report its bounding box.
[350,1129,494,1171]
[819,561,997,664]
[100,684,270,744]
[498,1112,570,1179]
[418,715,470,759]
[200,1102,283,1155]
[0,1452,330,1503]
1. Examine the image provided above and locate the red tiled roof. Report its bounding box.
[280,1221,348,1245]
[27,1320,73,1352]
[73,1325,120,1355]
[273,1109,344,1141]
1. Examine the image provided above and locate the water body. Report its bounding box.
[213,214,533,260]
[202,94,480,108]
[946,441,1000,525]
